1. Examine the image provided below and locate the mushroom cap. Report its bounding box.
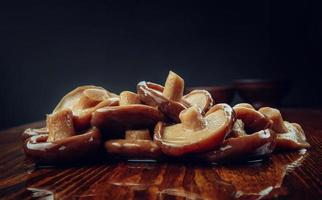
[73,98,119,131]
[154,103,235,156]
[258,107,288,133]
[52,85,119,131]
[233,106,271,133]
[233,103,255,109]
[198,129,276,163]
[53,85,117,114]
[275,122,310,150]
[183,90,214,114]
[91,104,164,134]
[22,127,48,142]
[23,128,101,164]
[137,81,189,122]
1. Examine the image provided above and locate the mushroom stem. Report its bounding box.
[47,109,75,142]
[125,129,151,140]
[179,106,205,131]
[119,91,141,105]
[163,71,184,101]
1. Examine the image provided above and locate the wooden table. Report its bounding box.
[0,109,321,199]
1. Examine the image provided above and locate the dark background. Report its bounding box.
[0,0,321,130]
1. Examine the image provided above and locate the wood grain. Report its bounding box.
[0,109,321,199]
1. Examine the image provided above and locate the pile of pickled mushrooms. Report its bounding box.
[22,71,310,164]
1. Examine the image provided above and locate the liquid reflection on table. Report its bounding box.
[21,150,307,200]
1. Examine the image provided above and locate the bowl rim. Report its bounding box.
[234,79,289,84]
[186,85,235,91]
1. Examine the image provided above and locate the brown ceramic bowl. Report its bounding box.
[234,79,291,109]
[186,86,235,104]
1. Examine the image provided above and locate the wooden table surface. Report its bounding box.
[0,109,321,200]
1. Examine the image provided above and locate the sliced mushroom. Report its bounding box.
[233,105,271,133]
[105,139,162,159]
[183,90,213,114]
[154,104,235,156]
[52,85,119,131]
[125,129,151,140]
[258,107,288,133]
[137,72,190,122]
[197,129,276,163]
[23,128,101,164]
[275,122,310,150]
[163,71,185,102]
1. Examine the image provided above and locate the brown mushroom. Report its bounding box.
[137,71,190,122]
[275,122,310,150]
[92,91,164,135]
[154,104,235,156]
[182,90,214,114]
[23,128,101,164]
[197,129,276,163]
[53,85,119,131]
[92,105,163,134]
[258,107,288,133]
[233,105,271,133]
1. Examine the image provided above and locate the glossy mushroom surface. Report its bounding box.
[23,128,101,164]
[154,104,235,156]
[105,139,162,159]
[197,129,276,163]
[233,106,271,133]
[21,70,311,165]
